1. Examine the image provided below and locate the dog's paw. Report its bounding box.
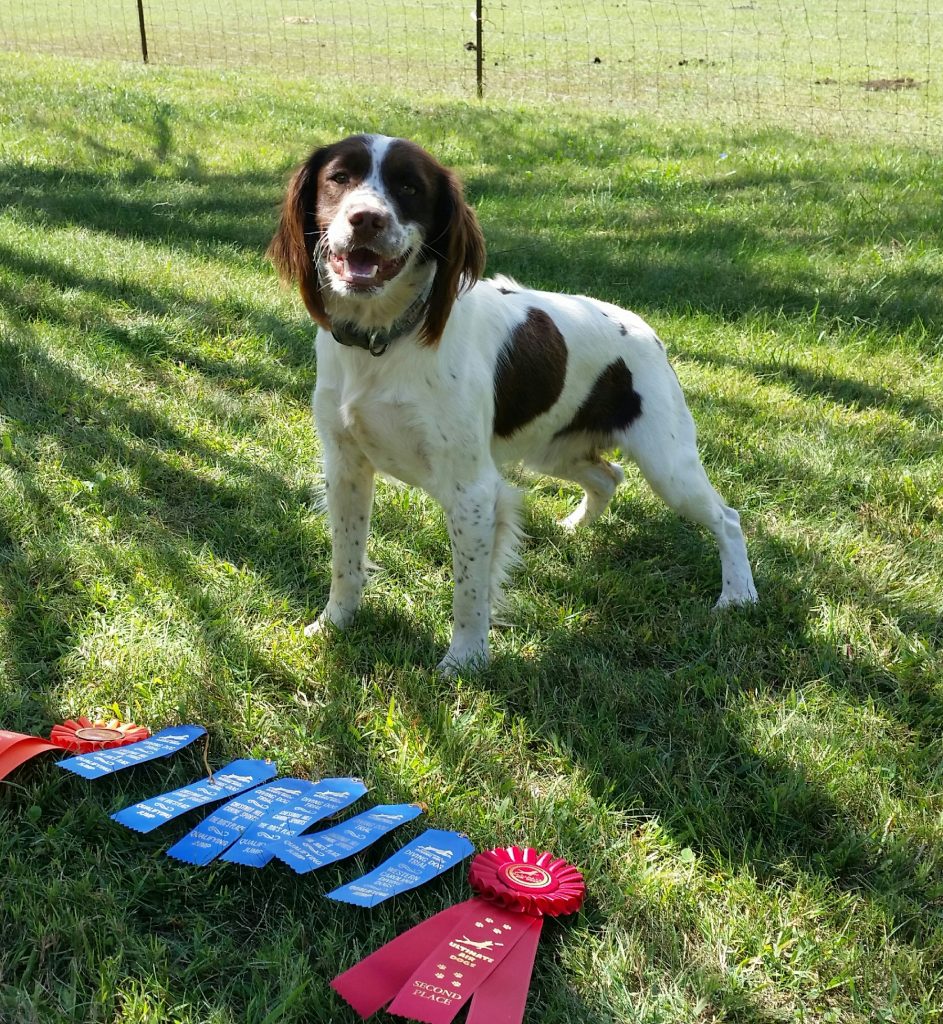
[436,641,490,677]
[712,583,759,611]
[304,604,355,637]
[557,499,589,533]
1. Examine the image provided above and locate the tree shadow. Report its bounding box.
[0,322,328,725]
[437,106,943,339]
[684,347,943,428]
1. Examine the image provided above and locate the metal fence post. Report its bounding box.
[136,0,149,63]
[476,0,483,99]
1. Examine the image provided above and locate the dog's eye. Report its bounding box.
[329,171,350,185]
[398,182,418,196]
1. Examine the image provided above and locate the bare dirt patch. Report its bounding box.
[860,77,924,91]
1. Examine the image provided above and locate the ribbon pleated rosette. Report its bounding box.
[49,717,150,753]
[331,845,585,1024]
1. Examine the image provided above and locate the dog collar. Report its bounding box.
[330,282,432,357]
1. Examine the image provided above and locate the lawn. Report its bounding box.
[1,51,942,1024]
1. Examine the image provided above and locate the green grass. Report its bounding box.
[2,1,941,138]
[1,52,943,1023]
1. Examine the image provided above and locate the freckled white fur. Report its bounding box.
[305,138,758,673]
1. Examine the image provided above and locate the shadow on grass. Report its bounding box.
[513,511,941,894]
[0,326,328,741]
[685,347,943,429]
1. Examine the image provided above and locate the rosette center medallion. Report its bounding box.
[498,861,560,894]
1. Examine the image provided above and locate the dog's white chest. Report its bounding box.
[340,395,433,488]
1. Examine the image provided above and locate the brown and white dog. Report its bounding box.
[269,134,758,673]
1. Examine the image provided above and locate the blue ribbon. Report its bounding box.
[166,778,326,865]
[111,758,277,834]
[57,725,206,779]
[326,828,475,906]
[221,777,368,868]
[272,804,424,875]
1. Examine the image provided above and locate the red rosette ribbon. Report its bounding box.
[331,846,585,1024]
[49,717,151,754]
[468,845,585,917]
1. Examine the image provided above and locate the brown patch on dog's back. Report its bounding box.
[556,357,642,437]
[493,308,568,438]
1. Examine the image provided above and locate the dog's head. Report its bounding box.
[268,135,485,344]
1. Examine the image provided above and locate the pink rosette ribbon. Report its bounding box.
[331,845,585,1024]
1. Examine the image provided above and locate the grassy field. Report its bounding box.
[1,0,941,138]
[1,51,943,1024]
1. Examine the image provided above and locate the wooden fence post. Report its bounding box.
[476,0,483,99]
[136,0,149,63]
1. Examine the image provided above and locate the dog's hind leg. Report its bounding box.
[620,409,757,609]
[556,457,624,531]
[530,443,624,531]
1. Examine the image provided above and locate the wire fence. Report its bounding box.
[1,1,939,139]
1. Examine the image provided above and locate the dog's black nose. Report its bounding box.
[347,205,389,233]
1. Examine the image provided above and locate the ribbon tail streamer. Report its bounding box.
[331,902,475,1018]
[385,900,534,1024]
[465,917,543,1024]
[0,733,59,781]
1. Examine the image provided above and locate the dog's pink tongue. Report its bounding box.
[347,249,380,276]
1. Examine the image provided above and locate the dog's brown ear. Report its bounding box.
[267,149,330,330]
[420,167,486,345]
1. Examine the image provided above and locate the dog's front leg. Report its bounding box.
[305,432,375,637]
[437,477,499,676]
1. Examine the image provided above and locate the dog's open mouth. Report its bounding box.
[329,248,408,290]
